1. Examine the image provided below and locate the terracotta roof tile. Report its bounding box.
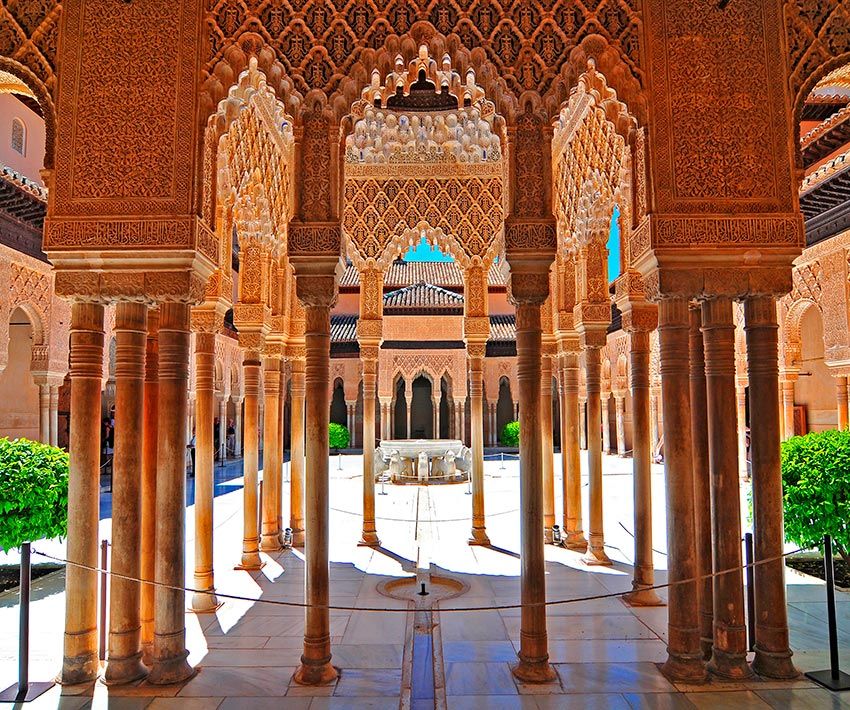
[339,260,505,288]
[383,281,464,310]
[489,314,516,341]
[330,314,358,342]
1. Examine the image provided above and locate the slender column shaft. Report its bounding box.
[702,297,751,680]
[455,401,463,444]
[584,347,610,565]
[49,385,60,446]
[736,387,749,478]
[234,400,243,457]
[140,310,159,660]
[219,398,227,459]
[238,357,262,569]
[360,358,379,546]
[615,396,626,455]
[649,393,659,456]
[61,302,104,685]
[625,330,662,606]
[290,359,306,547]
[781,381,795,440]
[579,398,587,449]
[346,403,355,447]
[601,397,611,454]
[541,355,555,541]
[294,305,337,685]
[658,298,706,681]
[192,331,219,611]
[745,296,797,679]
[406,382,412,438]
[561,353,586,550]
[689,306,714,661]
[105,302,148,684]
[836,376,849,430]
[148,302,194,684]
[436,393,442,438]
[38,384,50,443]
[261,359,282,551]
[468,353,490,545]
[512,303,555,682]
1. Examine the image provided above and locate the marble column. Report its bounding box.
[584,347,611,565]
[148,302,194,685]
[61,302,104,685]
[237,356,262,569]
[233,398,243,457]
[579,397,587,449]
[511,302,556,683]
[49,383,60,446]
[658,298,706,682]
[541,353,556,542]
[468,349,490,545]
[290,358,306,547]
[624,329,663,607]
[436,391,442,438]
[192,331,220,612]
[37,383,50,443]
[405,379,412,438]
[454,400,464,444]
[702,297,751,680]
[614,395,626,456]
[836,376,849,430]
[689,306,713,661]
[140,309,159,660]
[379,398,391,441]
[649,391,659,459]
[781,379,795,440]
[744,295,798,679]
[736,386,749,479]
[346,401,356,448]
[219,397,227,459]
[293,301,338,686]
[261,358,283,551]
[561,352,586,550]
[359,354,380,546]
[105,302,148,684]
[601,396,611,454]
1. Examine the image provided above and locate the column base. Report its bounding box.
[543,526,554,544]
[59,651,99,685]
[357,530,381,547]
[191,586,223,613]
[660,653,708,683]
[141,642,154,668]
[102,653,148,686]
[260,533,284,552]
[511,657,557,683]
[623,584,665,607]
[290,526,305,547]
[582,545,612,566]
[235,552,265,571]
[147,651,195,686]
[563,532,588,552]
[708,648,754,681]
[700,637,713,662]
[751,647,799,680]
[468,527,491,546]
[292,661,338,686]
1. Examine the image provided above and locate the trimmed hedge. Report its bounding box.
[329,422,351,450]
[0,437,69,552]
[500,421,519,448]
[782,429,850,560]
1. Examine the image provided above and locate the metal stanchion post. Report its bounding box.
[744,532,756,652]
[806,534,850,690]
[500,452,505,470]
[338,452,342,471]
[0,543,55,702]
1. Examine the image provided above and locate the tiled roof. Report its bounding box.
[330,314,358,342]
[383,281,464,310]
[339,260,505,288]
[489,314,516,341]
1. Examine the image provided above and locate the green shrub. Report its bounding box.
[0,437,69,552]
[500,421,520,448]
[329,423,350,450]
[782,429,850,560]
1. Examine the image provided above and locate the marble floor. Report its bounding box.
[1,452,848,708]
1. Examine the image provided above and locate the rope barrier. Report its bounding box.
[31,544,804,614]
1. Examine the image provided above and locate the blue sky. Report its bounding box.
[403,210,622,283]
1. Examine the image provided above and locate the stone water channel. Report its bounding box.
[378,486,466,709]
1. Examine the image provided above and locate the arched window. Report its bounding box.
[10,117,26,156]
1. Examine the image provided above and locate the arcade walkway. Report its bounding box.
[1,454,847,708]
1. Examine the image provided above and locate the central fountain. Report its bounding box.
[374,439,472,484]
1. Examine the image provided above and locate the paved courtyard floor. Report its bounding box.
[1,452,848,708]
